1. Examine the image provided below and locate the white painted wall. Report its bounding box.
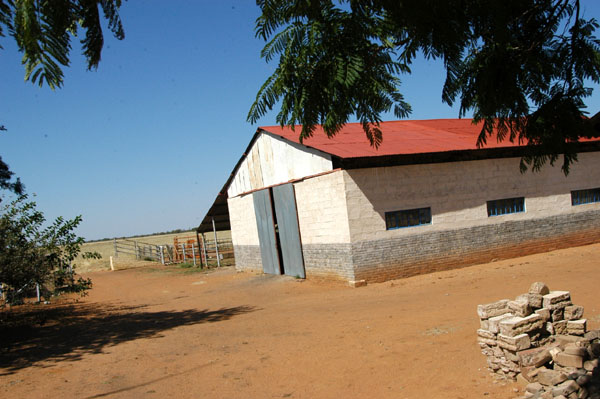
[227,132,333,198]
[228,194,260,246]
[343,152,600,242]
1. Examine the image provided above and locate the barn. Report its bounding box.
[198,118,600,284]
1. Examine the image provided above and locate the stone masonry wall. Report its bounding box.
[477,282,600,399]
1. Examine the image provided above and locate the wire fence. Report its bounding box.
[113,236,234,267]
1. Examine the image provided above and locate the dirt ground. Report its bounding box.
[2,244,600,399]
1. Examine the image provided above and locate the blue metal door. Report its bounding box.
[253,189,281,275]
[273,184,306,278]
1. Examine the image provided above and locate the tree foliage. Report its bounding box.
[0,0,125,89]
[0,0,125,195]
[248,0,600,173]
[0,155,23,197]
[0,195,99,305]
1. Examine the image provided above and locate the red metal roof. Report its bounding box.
[260,119,528,158]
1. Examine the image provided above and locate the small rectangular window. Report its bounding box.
[487,197,525,217]
[385,207,431,230]
[571,188,600,205]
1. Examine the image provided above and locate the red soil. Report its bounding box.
[2,243,599,399]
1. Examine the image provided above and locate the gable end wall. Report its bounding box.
[228,132,333,198]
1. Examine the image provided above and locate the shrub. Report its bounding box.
[0,195,99,305]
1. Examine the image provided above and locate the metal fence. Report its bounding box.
[113,236,233,267]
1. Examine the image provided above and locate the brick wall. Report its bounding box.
[232,245,262,272]
[351,209,600,282]
[301,243,354,281]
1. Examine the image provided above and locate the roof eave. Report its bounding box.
[332,141,600,170]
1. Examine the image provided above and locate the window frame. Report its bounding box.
[486,197,525,217]
[385,207,432,230]
[571,188,600,206]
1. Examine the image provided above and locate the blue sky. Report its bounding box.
[1,1,600,240]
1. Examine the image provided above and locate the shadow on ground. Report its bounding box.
[0,302,256,374]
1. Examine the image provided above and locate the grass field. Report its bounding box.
[76,230,232,273]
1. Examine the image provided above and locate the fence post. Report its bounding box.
[212,218,221,267]
[181,243,186,262]
[165,245,171,263]
[192,244,197,266]
[201,235,207,266]
[114,238,118,257]
[36,283,41,303]
[160,246,165,264]
[135,241,139,260]
[195,231,203,268]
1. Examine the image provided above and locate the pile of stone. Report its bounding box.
[476,282,600,398]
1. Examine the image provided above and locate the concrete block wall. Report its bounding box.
[344,153,600,282]
[228,151,600,283]
[343,153,600,243]
[293,171,355,280]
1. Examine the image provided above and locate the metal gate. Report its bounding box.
[253,184,305,278]
[253,188,281,275]
[273,184,305,278]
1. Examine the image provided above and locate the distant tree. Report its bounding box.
[0,0,125,189]
[248,0,600,173]
[0,196,100,305]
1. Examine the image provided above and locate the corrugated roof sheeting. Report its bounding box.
[260,119,522,158]
[261,117,600,159]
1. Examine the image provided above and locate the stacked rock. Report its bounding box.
[476,282,600,399]
[517,332,600,398]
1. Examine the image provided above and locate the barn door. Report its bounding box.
[272,184,306,278]
[253,189,281,275]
